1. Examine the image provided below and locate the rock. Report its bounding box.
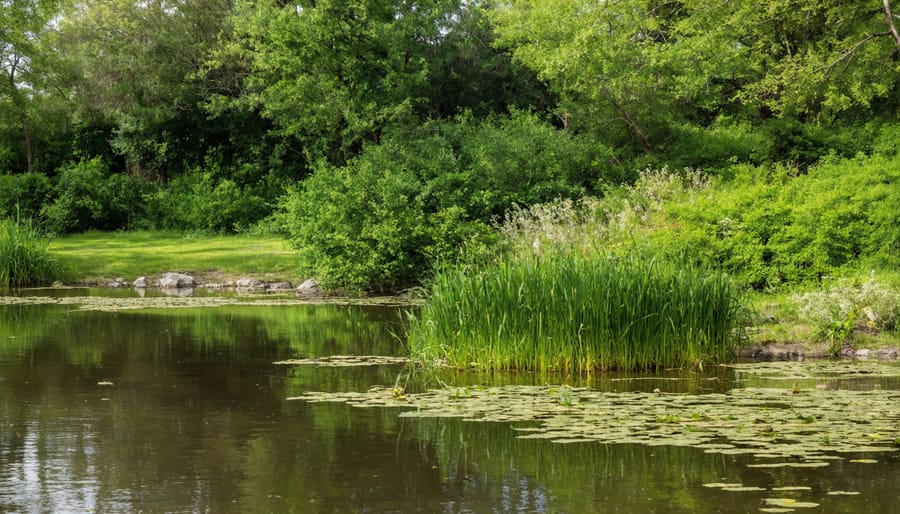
[864,306,878,323]
[133,276,149,288]
[268,281,293,291]
[158,272,195,288]
[107,277,130,288]
[236,277,265,289]
[297,278,322,297]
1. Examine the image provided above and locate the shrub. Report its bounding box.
[281,148,490,292]
[279,113,604,291]
[146,169,269,233]
[41,158,150,233]
[0,172,53,220]
[0,217,60,288]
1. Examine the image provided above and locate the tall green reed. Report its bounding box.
[408,253,745,372]
[0,216,60,288]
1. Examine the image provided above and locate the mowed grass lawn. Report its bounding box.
[50,231,299,283]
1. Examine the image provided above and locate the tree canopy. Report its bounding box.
[0,0,897,290]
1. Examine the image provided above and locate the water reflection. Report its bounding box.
[1,300,898,512]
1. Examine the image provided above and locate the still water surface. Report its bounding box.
[1,292,898,512]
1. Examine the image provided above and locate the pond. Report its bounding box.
[1,290,899,513]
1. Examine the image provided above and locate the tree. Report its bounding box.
[232,0,451,163]
[56,0,234,176]
[1,0,64,174]
[490,0,900,155]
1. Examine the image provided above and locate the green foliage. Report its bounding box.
[280,111,607,291]
[145,166,270,233]
[652,151,900,289]
[0,172,53,220]
[235,0,433,161]
[56,0,235,175]
[285,152,429,289]
[41,158,150,233]
[408,253,745,372]
[498,145,899,292]
[0,216,59,288]
[491,0,899,156]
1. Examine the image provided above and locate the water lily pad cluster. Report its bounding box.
[293,383,900,468]
[727,361,900,381]
[274,355,408,367]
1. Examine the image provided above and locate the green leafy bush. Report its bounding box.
[281,146,493,292]
[41,158,150,233]
[0,172,53,220]
[498,148,898,292]
[146,168,269,233]
[280,112,606,291]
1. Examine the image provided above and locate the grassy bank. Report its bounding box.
[49,231,298,284]
[408,254,745,372]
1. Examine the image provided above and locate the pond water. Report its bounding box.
[1,291,899,513]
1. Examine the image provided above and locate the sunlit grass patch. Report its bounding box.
[408,253,746,372]
[50,230,297,282]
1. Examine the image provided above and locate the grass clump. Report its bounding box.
[408,253,745,372]
[0,217,60,288]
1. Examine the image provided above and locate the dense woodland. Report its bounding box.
[2,0,899,291]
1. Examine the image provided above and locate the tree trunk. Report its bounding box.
[603,87,653,151]
[21,112,34,174]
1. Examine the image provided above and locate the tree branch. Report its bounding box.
[886,0,900,48]
[818,32,890,78]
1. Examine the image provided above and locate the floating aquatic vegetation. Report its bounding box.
[292,384,900,469]
[274,355,408,367]
[826,491,860,495]
[721,486,766,492]
[726,361,900,380]
[0,294,412,312]
[763,498,819,508]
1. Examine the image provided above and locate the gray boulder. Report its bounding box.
[236,277,265,289]
[107,277,130,288]
[133,276,149,288]
[297,278,322,297]
[158,272,195,288]
[268,281,293,291]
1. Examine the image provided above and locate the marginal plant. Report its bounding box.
[0,216,60,288]
[408,252,745,372]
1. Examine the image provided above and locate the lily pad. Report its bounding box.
[763,498,819,508]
